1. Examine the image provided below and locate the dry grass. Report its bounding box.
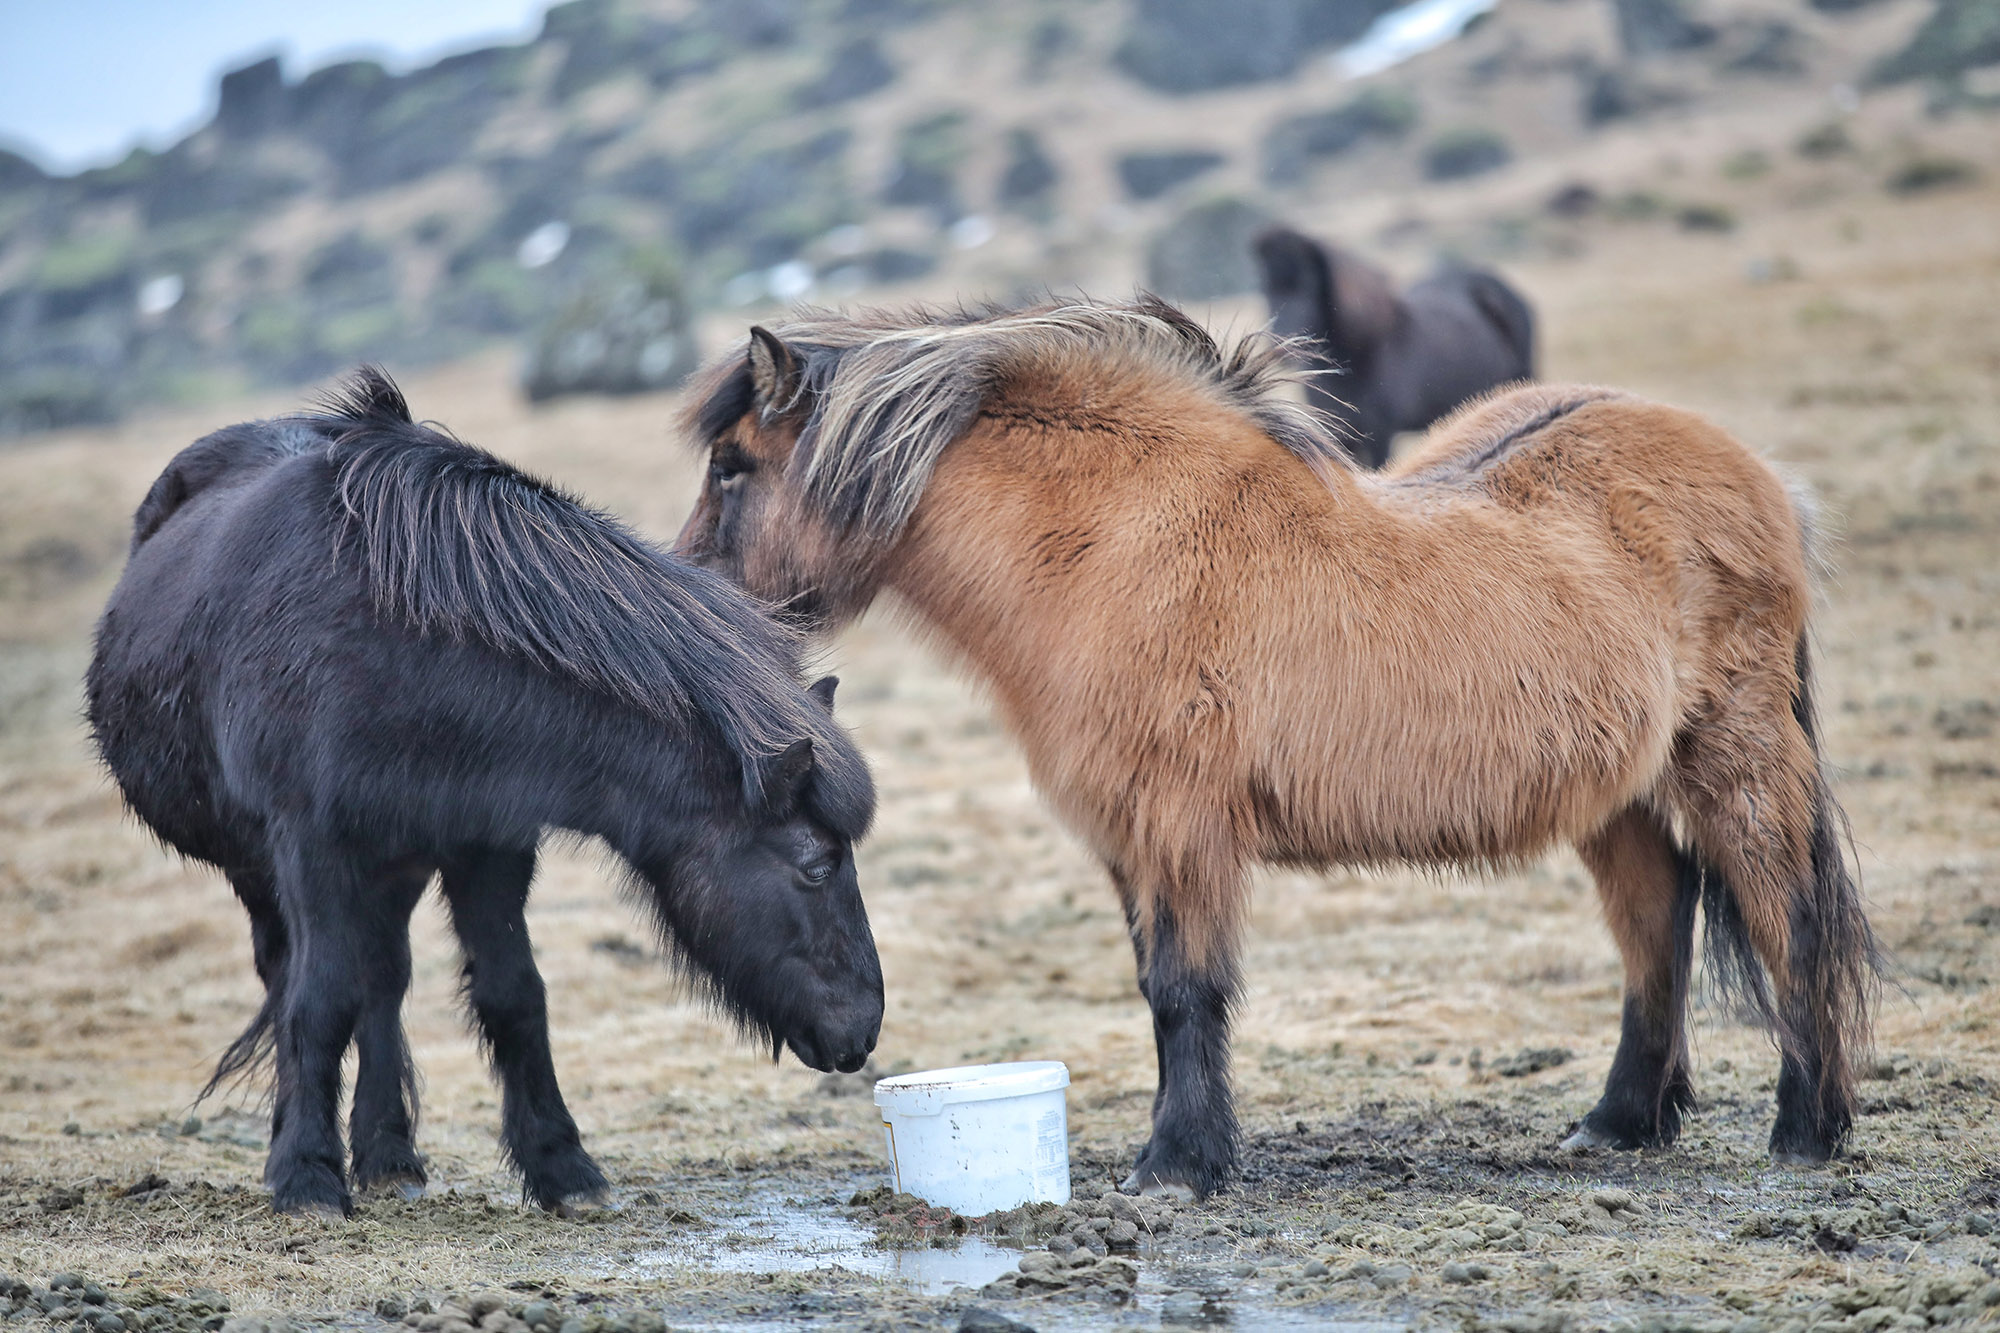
[2,85,1998,1330]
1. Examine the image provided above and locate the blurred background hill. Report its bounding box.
[0,0,1994,437]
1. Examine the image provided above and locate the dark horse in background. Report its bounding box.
[1255,224,1536,468]
[87,370,882,1217]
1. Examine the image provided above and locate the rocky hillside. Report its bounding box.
[0,0,1990,436]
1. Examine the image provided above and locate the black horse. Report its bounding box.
[87,369,881,1218]
[1253,225,1536,468]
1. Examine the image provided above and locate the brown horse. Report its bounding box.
[673,296,1878,1199]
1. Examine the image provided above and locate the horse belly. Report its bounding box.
[1257,604,1678,870]
[88,599,258,871]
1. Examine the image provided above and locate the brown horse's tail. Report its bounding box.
[1687,490,1881,1157]
[1682,636,1880,1156]
[1676,482,1880,1158]
[1771,628,1883,1154]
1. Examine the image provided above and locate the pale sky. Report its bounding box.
[0,0,552,173]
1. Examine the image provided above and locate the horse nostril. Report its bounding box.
[835,1050,867,1074]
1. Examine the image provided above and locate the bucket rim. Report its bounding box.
[873,1060,1070,1112]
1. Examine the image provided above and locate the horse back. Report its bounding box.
[1459,269,1535,379]
[1392,384,1807,610]
[94,411,757,869]
[1393,272,1534,423]
[129,420,323,550]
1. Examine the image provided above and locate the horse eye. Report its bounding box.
[799,861,832,886]
[711,457,751,490]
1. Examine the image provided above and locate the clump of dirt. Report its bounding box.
[844,1185,1097,1255]
[953,1182,1183,1312]
[1490,1047,1573,1078]
[845,1187,981,1246]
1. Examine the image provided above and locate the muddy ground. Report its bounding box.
[4,85,1999,1333]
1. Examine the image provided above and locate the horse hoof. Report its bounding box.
[357,1169,428,1200]
[270,1167,354,1219]
[1559,1125,1618,1152]
[276,1197,351,1220]
[1119,1171,1198,1203]
[1769,1148,1833,1168]
[552,1189,612,1217]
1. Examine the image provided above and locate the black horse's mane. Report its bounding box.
[307,368,870,833]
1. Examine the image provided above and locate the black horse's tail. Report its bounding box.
[197,990,279,1106]
[308,368,869,827]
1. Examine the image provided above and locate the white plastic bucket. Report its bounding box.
[873,1061,1071,1214]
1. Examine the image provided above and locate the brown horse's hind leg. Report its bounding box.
[1116,870,1242,1201]
[1566,806,1698,1151]
[1671,641,1877,1164]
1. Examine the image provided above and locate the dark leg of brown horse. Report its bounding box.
[1107,865,1168,1124]
[1120,896,1240,1200]
[1566,807,1698,1150]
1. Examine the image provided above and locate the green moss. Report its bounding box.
[33,231,136,291]
[235,300,313,363]
[150,367,253,409]
[1608,189,1666,220]
[1722,148,1772,180]
[1422,128,1511,181]
[1796,122,1855,159]
[86,147,161,190]
[146,216,250,270]
[1352,87,1419,137]
[897,110,970,177]
[321,306,404,357]
[0,366,120,434]
[435,259,542,336]
[1676,202,1737,232]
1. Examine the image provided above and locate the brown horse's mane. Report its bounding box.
[685,294,1348,541]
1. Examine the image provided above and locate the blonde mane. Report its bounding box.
[692,295,1347,541]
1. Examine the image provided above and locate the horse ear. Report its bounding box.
[747,326,801,415]
[1256,227,1339,353]
[807,676,838,713]
[763,738,815,811]
[1327,249,1400,354]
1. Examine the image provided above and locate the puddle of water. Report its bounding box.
[632,1194,1022,1295]
[625,1189,1412,1331]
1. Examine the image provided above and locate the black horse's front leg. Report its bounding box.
[1120,895,1241,1201]
[440,846,608,1212]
